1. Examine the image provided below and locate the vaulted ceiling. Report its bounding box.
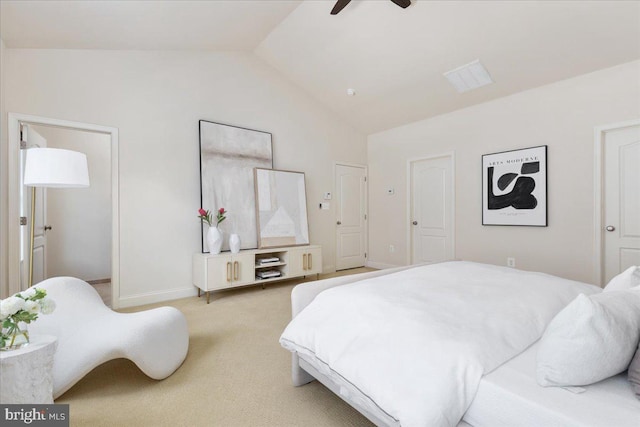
[2,1,639,134]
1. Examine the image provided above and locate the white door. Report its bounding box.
[335,164,367,270]
[603,124,640,283]
[20,124,48,288]
[410,155,454,264]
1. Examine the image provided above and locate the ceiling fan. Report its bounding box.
[331,0,411,15]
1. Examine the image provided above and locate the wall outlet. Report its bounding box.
[389,245,395,253]
[507,257,516,268]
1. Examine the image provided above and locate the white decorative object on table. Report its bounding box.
[0,335,57,403]
[207,227,223,254]
[198,207,227,254]
[229,233,240,254]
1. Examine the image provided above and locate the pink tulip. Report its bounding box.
[219,208,226,214]
[198,208,207,216]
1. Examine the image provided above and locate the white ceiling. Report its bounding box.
[2,0,639,134]
[0,1,302,50]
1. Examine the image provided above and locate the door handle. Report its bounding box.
[337,221,342,225]
[44,225,52,231]
[303,254,308,270]
[226,262,232,282]
[412,221,418,225]
[605,225,615,232]
[308,253,312,270]
[233,261,239,280]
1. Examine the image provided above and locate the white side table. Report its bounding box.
[0,335,57,404]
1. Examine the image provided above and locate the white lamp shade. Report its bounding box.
[24,148,90,188]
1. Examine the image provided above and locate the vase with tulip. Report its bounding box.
[198,207,227,254]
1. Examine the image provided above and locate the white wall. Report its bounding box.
[32,125,112,282]
[368,60,640,284]
[4,49,366,306]
[0,39,7,298]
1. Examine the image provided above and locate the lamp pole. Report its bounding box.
[28,187,36,287]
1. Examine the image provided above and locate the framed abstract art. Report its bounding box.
[254,168,310,248]
[199,120,273,252]
[482,145,547,226]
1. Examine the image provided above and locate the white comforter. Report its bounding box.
[280,261,600,427]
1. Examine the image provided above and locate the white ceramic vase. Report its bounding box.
[229,234,240,254]
[207,226,223,255]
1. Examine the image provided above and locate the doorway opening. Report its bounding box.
[8,114,119,307]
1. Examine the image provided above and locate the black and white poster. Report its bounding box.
[482,145,547,226]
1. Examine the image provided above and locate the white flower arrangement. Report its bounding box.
[0,288,56,349]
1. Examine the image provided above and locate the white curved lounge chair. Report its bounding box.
[28,277,189,399]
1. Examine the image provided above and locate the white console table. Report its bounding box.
[193,245,322,303]
[0,335,57,404]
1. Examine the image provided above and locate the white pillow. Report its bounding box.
[536,289,640,387]
[604,266,640,291]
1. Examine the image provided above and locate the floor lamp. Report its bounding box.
[23,147,90,287]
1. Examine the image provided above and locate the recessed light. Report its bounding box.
[444,60,494,93]
[347,88,356,96]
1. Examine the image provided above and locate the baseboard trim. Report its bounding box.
[117,286,197,308]
[322,264,335,273]
[365,261,403,270]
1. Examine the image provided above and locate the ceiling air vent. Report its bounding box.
[443,60,494,93]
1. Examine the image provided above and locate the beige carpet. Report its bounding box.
[57,269,376,427]
[91,282,111,307]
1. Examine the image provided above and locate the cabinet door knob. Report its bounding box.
[606,225,615,232]
[337,221,342,225]
[412,221,418,226]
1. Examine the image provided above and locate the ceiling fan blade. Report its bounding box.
[390,0,411,8]
[331,0,352,15]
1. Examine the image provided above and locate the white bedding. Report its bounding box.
[465,341,640,427]
[280,261,600,427]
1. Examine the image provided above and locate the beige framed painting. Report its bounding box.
[254,168,310,248]
[199,120,272,252]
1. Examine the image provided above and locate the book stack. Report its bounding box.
[257,257,280,265]
[256,270,281,280]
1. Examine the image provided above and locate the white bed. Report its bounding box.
[465,341,639,427]
[281,262,639,427]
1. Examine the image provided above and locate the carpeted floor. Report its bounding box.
[57,269,376,427]
[91,282,111,307]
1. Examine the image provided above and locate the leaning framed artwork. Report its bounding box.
[199,120,273,252]
[254,168,310,248]
[482,145,547,226]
